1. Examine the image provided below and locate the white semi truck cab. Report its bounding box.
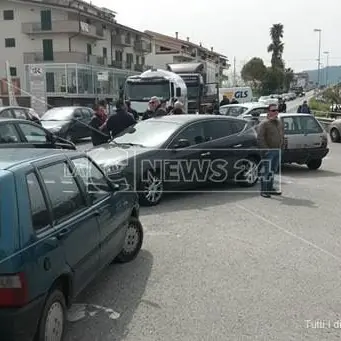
[125,69,188,115]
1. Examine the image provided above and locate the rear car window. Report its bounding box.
[281,116,323,135]
[26,173,50,231]
[0,124,20,143]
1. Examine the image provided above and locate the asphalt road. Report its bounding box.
[65,134,341,340]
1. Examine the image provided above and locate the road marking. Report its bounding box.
[235,204,341,262]
[67,303,120,322]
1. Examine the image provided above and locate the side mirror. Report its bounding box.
[176,87,181,97]
[251,112,260,117]
[173,138,190,149]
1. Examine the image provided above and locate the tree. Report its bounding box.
[241,57,267,92]
[261,67,284,95]
[267,23,284,69]
[283,68,294,92]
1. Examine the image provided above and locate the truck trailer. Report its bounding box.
[166,62,219,114]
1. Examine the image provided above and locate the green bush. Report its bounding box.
[309,98,330,112]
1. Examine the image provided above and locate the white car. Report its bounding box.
[219,102,269,118]
[258,96,279,106]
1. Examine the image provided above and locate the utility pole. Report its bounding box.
[323,51,329,86]
[233,56,236,87]
[314,29,322,87]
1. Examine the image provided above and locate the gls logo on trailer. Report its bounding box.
[235,90,249,99]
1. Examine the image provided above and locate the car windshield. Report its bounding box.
[125,81,170,101]
[220,105,248,117]
[112,120,180,148]
[41,108,74,121]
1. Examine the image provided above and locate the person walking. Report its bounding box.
[220,95,230,106]
[278,98,287,113]
[142,96,167,120]
[125,100,139,121]
[297,100,311,114]
[106,100,136,138]
[257,104,284,198]
[171,101,185,114]
[90,103,110,146]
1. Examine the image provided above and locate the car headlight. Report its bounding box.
[102,163,127,176]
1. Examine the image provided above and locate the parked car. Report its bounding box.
[246,113,329,170]
[0,106,41,125]
[219,102,269,119]
[88,115,261,206]
[328,118,341,142]
[41,106,93,141]
[0,148,143,341]
[258,96,279,106]
[0,118,76,149]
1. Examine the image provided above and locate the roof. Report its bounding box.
[0,149,82,171]
[147,114,245,125]
[145,30,227,59]
[258,113,315,118]
[167,63,205,73]
[220,102,268,109]
[0,106,27,111]
[0,118,30,123]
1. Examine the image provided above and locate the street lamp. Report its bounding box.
[323,51,329,86]
[314,28,322,87]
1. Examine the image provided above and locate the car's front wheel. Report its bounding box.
[139,172,164,206]
[115,217,143,263]
[36,289,66,341]
[307,159,322,170]
[330,128,340,143]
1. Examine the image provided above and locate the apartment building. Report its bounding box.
[0,0,152,112]
[145,30,229,83]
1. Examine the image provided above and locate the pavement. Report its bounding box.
[64,122,341,340]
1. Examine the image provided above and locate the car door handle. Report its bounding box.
[233,144,242,148]
[56,228,70,240]
[201,152,211,156]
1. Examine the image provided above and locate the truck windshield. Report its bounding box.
[187,85,200,100]
[125,82,170,101]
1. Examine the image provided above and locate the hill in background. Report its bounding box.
[304,66,341,85]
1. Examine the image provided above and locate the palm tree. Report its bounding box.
[268,23,284,69]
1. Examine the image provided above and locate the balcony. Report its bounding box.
[23,51,100,65]
[125,62,133,70]
[134,40,151,53]
[134,64,144,72]
[112,35,131,46]
[111,60,123,69]
[22,20,105,40]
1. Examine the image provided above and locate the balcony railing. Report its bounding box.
[125,62,133,70]
[22,20,104,39]
[112,35,131,46]
[134,40,151,53]
[134,64,144,72]
[111,60,123,69]
[23,51,100,64]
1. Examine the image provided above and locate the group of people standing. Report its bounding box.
[90,97,186,146]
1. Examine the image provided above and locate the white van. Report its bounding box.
[219,87,253,104]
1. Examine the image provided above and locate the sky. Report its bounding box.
[91,0,340,73]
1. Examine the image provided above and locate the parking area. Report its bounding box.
[63,141,341,341]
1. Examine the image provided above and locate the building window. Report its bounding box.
[136,56,140,65]
[40,10,52,30]
[9,67,16,77]
[142,56,145,65]
[126,53,133,64]
[87,44,92,55]
[3,10,14,20]
[42,39,53,61]
[103,47,107,58]
[5,38,15,47]
[115,50,122,61]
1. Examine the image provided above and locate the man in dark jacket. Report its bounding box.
[220,95,230,106]
[297,100,311,114]
[278,98,287,113]
[230,98,239,104]
[257,104,284,198]
[125,100,139,120]
[142,96,167,120]
[106,100,136,138]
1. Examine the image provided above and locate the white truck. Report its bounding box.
[125,69,188,115]
[219,87,253,104]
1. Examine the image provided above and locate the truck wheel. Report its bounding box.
[36,289,66,341]
[307,159,322,170]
